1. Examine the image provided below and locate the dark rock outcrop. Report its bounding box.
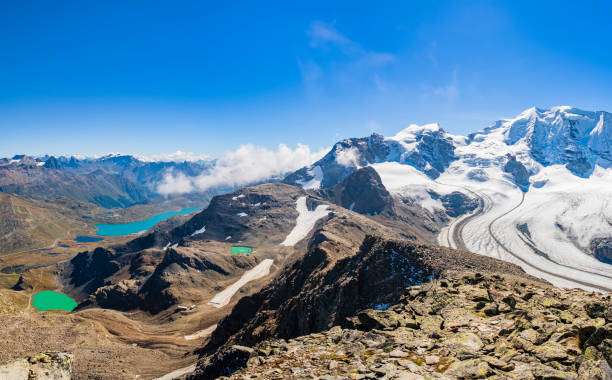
[591,238,612,264]
[284,133,389,189]
[193,345,254,379]
[284,128,458,189]
[42,156,61,169]
[438,191,479,217]
[503,154,531,190]
[329,166,392,215]
[392,127,457,179]
[69,247,121,294]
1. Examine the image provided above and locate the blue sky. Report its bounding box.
[2,0,612,158]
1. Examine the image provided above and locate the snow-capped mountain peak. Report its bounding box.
[282,106,612,292]
[389,122,443,141]
[477,106,612,177]
[286,105,612,192]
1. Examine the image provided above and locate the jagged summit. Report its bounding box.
[479,106,612,176]
[286,106,612,191]
[388,122,444,140]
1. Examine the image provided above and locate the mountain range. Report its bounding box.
[0,154,218,254]
[0,106,610,379]
[284,106,612,291]
[0,154,213,208]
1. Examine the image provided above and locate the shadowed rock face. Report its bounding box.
[435,191,479,218]
[503,154,531,190]
[70,248,121,294]
[200,236,436,360]
[407,128,457,179]
[42,156,61,169]
[284,133,390,189]
[330,166,392,215]
[311,166,446,242]
[284,128,458,190]
[591,237,612,264]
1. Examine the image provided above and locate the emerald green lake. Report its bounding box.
[94,207,201,237]
[231,246,253,254]
[32,291,78,311]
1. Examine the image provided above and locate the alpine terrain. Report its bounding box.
[285,106,612,292]
[0,107,610,380]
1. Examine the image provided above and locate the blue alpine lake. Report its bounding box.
[74,236,104,243]
[94,207,201,237]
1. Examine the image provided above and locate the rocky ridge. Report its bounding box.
[187,232,577,379]
[197,272,612,380]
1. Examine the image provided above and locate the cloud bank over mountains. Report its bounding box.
[137,150,211,163]
[156,143,327,195]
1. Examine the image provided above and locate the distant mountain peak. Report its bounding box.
[388,122,444,141]
[286,106,612,190]
[488,106,612,176]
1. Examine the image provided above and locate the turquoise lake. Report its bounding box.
[94,207,201,237]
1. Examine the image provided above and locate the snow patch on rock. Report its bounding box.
[281,197,330,246]
[208,259,274,308]
[190,225,206,236]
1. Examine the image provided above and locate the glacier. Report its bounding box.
[286,106,612,291]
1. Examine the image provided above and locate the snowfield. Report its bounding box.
[429,121,612,291]
[296,165,324,190]
[371,162,458,213]
[190,225,206,236]
[153,364,196,380]
[281,196,330,246]
[184,324,217,340]
[208,259,274,308]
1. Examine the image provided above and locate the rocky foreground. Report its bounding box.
[0,352,72,380]
[193,272,612,379]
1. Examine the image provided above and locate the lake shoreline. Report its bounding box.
[94,207,201,237]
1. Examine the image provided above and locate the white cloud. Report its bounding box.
[305,20,395,76]
[307,20,361,54]
[431,69,459,104]
[434,84,459,103]
[335,146,361,167]
[137,150,211,162]
[368,120,382,133]
[157,144,328,195]
[427,41,438,68]
[307,20,395,65]
[297,59,322,90]
[157,171,196,195]
[373,74,390,92]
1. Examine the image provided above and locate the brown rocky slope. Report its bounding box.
[191,269,612,379]
[185,232,610,379]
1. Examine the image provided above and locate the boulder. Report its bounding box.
[445,359,493,379]
[0,352,73,380]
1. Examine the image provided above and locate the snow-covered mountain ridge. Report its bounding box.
[471,106,612,177]
[285,106,612,291]
[286,106,612,190]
